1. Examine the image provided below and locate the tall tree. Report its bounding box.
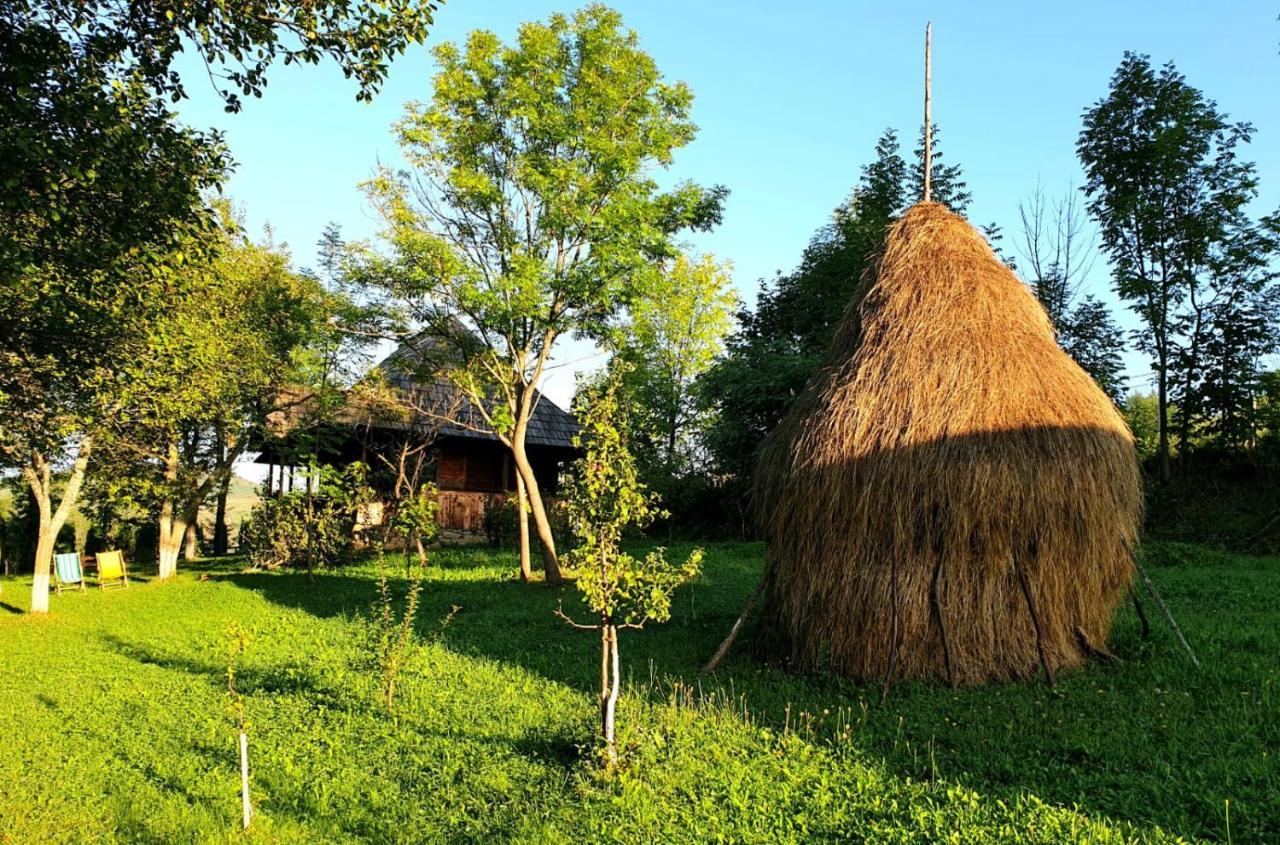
[1078,53,1279,477]
[1,0,441,611]
[358,5,724,581]
[616,254,738,480]
[97,210,339,579]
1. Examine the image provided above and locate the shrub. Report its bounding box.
[482,494,518,548]
[239,464,371,570]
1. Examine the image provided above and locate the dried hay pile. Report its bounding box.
[754,202,1141,686]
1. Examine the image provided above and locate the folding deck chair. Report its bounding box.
[95,550,129,590]
[53,552,87,595]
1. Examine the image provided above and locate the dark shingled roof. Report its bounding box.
[384,376,580,450]
[380,334,580,451]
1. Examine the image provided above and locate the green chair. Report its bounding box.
[96,550,129,590]
[54,552,86,595]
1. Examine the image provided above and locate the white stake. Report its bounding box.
[239,729,252,829]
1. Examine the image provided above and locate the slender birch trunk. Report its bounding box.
[600,622,619,767]
[157,441,184,579]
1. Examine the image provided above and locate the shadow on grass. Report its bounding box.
[97,619,589,777]
[99,632,361,714]
[205,548,1278,842]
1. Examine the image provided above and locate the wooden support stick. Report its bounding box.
[930,555,955,687]
[1125,540,1200,668]
[922,22,933,202]
[1128,583,1151,640]
[881,559,902,704]
[1014,551,1056,686]
[1076,626,1121,664]
[702,577,765,673]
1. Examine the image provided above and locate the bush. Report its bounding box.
[481,493,573,551]
[240,464,371,570]
[241,492,360,570]
[482,494,517,548]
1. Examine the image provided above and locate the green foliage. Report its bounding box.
[1123,393,1162,463]
[356,3,725,438]
[0,21,225,464]
[7,1,440,113]
[0,0,435,520]
[389,483,440,550]
[362,555,425,714]
[226,621,253,732]
[613,254,738,483]
[1144,460,1280,555]
[1061,296,1129,402]
[240,465,371,571]
[0,542,1275,841]
[562,369,702,629]
[481,494,519,549]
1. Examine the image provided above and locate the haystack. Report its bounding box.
[753,202,1142,687]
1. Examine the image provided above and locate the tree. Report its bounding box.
[358,5,724,582]
[97,210,339,580]
[1,0,440,611]
[1192,221,1280,448]
[909,123,971,212]
[555,368,702,767]
[1122,393,1162,463]
[1061,297,1129,402]
[0,19,225,612]
[1015,183,1128,400]
[616,254,738,480]
[7,1,440,113]
[1078,53,1279,477]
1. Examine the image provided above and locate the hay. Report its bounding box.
[754,202,1142,686]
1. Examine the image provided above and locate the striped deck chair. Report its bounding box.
[96,550,129,590]
[54,552,87,595]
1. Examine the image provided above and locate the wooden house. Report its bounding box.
[254,339,580,538]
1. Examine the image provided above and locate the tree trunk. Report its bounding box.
[24,438,92,614]
[157,441,183,579]
[157,507,186,580]
[1156,354,1172,482]
[30,517,54,614]
[600,622,619,767]
[213,467,232,556]
[183,519,198,561]
[515,473,533,582]
[511,439,561,583]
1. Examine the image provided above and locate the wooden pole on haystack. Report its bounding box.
[923,22,932,202]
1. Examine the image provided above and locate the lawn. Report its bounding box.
[0,541,1275,843]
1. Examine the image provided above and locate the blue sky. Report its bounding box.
[175,1,1280,411]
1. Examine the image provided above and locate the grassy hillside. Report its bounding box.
[0,542,1275,843]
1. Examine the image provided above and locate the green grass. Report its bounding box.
[0,541,1275,843]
